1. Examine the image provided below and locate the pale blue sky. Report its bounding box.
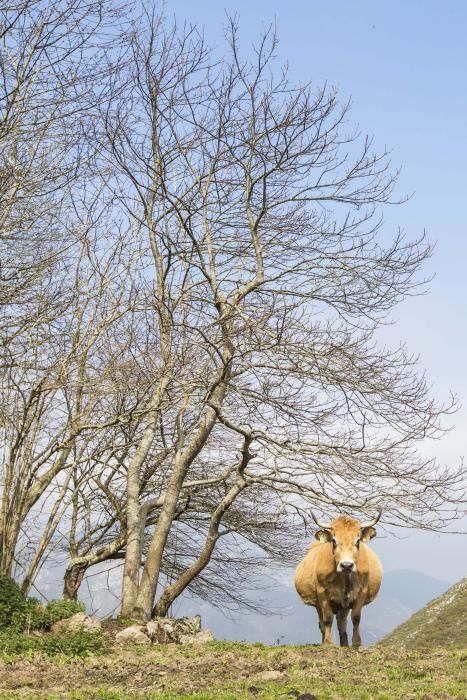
[159,0,467,581]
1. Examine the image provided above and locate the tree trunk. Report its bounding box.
[131,345,233,621]
[0,542,15,579]
[153,532,219,618]
[21,470,73,595]
[132,452,190,620]
[121,377,171,618]
[0,518,21,578]
[153,471,248,618]
[63,535,127,603]
[63,562,88,601]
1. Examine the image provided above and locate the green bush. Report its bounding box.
[0,576,85,631]
[41,630,105,656]
[0,578,101,659]
[0,629,105,658]
[0,576,37,630]
[0,629,37,655]
[0,576,24,627]
[43,599,85,627]
[10,602,46,632]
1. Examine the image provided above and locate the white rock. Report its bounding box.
[179,629,214,644]
[258,670,285,681]
[146,620,160,641]
[146,616,203,643]
[146,619,175,643]
[115,624,151,645]
[51,612,102,634]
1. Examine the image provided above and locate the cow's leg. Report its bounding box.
[336,608,349,647]
[351,601,364,648]
[318,597,334,644]
[316,607,325,643]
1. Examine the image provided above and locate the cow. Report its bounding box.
[294,511,383,647]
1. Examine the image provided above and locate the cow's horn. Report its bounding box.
[310,510,332,530]
[361,508,382,529]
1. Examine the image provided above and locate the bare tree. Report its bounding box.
[90,13,463,622]
[0,0,128,583]
[0,216,136,578]
[60,423,297,610]
[0,0,117,325]
[1,5,462,619]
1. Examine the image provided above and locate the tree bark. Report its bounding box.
[133,363,233,621]
[121,376,172,618]
[63,534,127,602]
[63,562,88,601]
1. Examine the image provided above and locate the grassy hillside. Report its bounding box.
[0,640,465,699]
[381,576,467,648]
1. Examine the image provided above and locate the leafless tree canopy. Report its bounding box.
[0,4,464,619]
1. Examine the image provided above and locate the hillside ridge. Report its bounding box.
[381,575,467,648]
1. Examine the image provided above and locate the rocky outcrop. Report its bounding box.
[115,625,151,645]
[179,628,214,644]
[51,612,102,634]
[146,615,202,643]
[114,616,213,646]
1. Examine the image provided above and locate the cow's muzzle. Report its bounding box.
[338,560,355,573]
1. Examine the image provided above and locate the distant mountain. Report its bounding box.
[172,568,452,646]
[380,576,467,648]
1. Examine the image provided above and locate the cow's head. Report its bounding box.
[312,511,381,573]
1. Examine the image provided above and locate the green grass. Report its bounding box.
[0,629,106,661]
[0,641,465,699]
[381,576,467,648]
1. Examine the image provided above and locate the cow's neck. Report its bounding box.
[339,571,356,607]
[343,572,353,596]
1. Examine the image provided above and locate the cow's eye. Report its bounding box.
[331,537,337,548]
[355,538,361,548]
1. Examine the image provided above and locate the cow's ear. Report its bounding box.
[315,529,332,543]
[360,526,376,541]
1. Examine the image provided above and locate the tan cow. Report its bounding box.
[294,511,383,647]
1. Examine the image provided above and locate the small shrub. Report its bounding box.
[43,599,85,626]
[0,629,106,658]
[0,576,39,630]
[41,630,106,657]
[0,629,37,656]
[0,576,25,613]
[0,576,85,632]
[10,601,46,632]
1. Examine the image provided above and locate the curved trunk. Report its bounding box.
[133,351,234,621]
[63,534,127,602]
[63,561,88,601]
[152,531,218,618]
[153,463,248,618]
